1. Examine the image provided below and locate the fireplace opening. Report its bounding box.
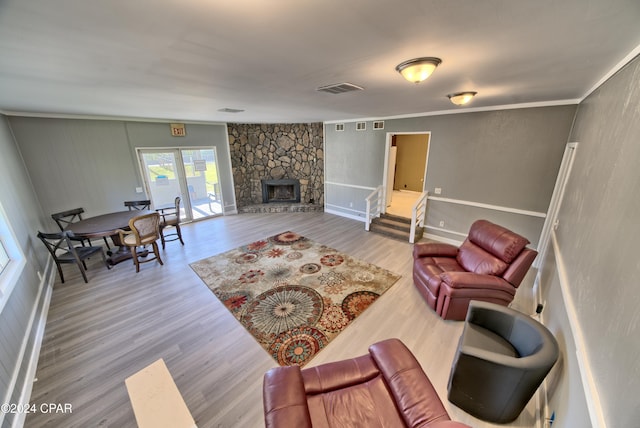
[261,179,301,203]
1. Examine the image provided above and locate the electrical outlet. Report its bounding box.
[135,187,144,193]
[434,187,442,195]
[439,220,445,227]
[349,202,353,208]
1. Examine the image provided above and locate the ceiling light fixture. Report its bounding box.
[447,91,478,105]
[395,57,442,83]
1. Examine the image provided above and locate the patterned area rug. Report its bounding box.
[190,231,401,367]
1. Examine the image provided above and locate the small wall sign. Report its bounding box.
[170,123,186,137]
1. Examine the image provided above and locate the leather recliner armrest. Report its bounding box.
[413,242,459,259]
[263,366,312,428]
[439,271,514,292]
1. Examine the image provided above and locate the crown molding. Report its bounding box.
[323,99,581,124]
[0,110,226,126]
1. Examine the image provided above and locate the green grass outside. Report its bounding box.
[148,162,219,184]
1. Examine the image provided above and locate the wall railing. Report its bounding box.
[364,185,384,231]
[409,191,428,243]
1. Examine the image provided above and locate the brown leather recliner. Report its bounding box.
[263,338,471,428]
[413,219,537,321]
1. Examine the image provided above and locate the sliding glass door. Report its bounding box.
[138,148,223,221]
[180,148,223,219]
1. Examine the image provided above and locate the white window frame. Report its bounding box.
[0,240,8,274]
[0,202,26,313]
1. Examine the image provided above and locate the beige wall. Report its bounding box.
[393,134,429,192]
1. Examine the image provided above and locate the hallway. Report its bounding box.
[386,190,421,218]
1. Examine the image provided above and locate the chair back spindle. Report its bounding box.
[124,200,151,211]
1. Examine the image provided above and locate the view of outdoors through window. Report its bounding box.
[140,148,223,221]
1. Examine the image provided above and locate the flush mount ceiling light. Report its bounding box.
[395,57,442,83]
[447,91,478,106]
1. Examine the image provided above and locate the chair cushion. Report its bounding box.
[414,257,465,296]
[161,218,179,227]
[302,345,431,427]
[468,220,529,263]
[123,234,138,246]
[462,323,519,357]
[457,240,508,276]
[306,374,406,427]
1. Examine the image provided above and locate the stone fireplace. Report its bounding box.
[227,122,324,213]
[262,179,301,203]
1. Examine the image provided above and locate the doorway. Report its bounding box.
[383,133,430,218]
[137,148,223,221]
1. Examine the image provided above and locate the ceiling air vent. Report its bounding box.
[316,83,364,94]
[218,108,245,113]
[373,121,384,130]
[335,123,345,131]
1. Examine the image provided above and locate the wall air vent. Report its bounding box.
[356,122,366,131]
[373,121,384,130]
[218,108,245,113]
[316,83,364,94]
[335,123,345,131]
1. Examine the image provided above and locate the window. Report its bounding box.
[0,240,9,274]
[0,202,26,313]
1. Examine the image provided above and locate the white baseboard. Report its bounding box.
[324,208,366,222]
[549,232,606,428]
[10,260,55,428]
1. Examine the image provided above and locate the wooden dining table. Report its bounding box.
[65,210,152,265]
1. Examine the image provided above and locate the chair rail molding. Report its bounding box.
[324,181,377,191]
[427,195,547,218]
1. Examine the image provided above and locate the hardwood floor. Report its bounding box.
[26,212,537,428]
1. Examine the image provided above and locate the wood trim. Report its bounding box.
[427,196,547,218]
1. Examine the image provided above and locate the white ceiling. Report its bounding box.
[1,0,639,124]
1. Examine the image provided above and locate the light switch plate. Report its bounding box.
[135,187,143,193]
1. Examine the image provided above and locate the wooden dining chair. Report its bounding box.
[117,212,163,272]
[51,208,90,246]
[51,207,111,249]
[124,200,151,211]
[37,230,110,283]
[156,196,185,249]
